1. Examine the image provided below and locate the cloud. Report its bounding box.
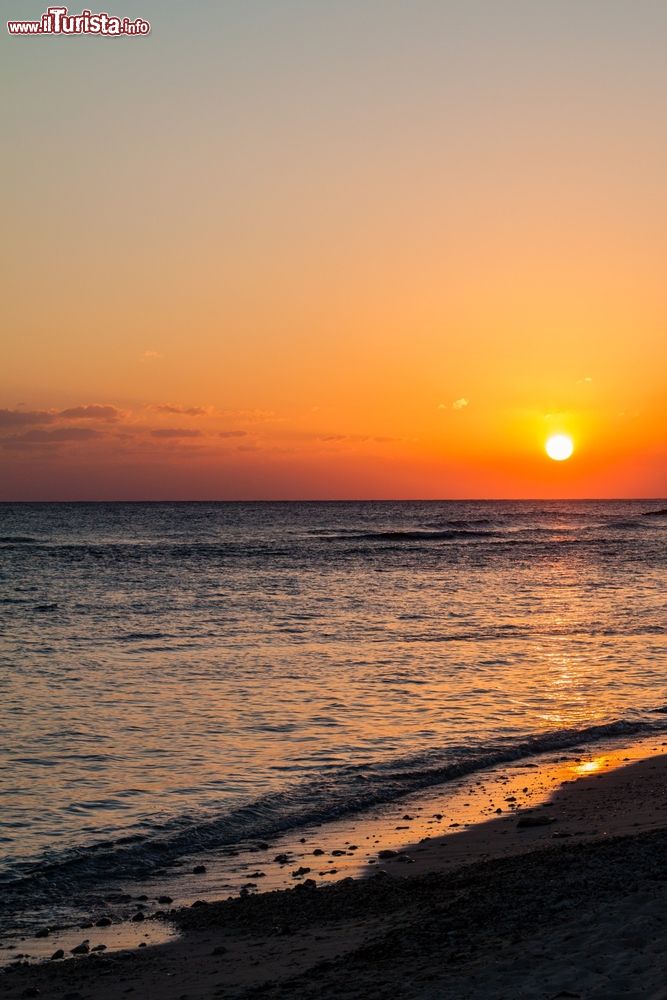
[219,408,282,424]
[0,408,54,427]
[0,404,121,428]
[155,405,208,417]
[150,428,202,439]
[219,430,248,438]
[59,404,121,421]
[142,350,162,359]
[316,433,375,443]
[452,398,469,410]
[2,427,101,448]
[23,427,101,441]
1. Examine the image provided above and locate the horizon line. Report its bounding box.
[1,497,665,504]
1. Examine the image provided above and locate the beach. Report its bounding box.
[5,0,667,992]
[2,503,665,997]
[3,737,667,999]
[4,0,667,988]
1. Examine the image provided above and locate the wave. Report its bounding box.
[116,630,170,642]
[398,623,665,642]
[1,714,664,931]
[421,518,496,528]
[325,528,504,542]
[2,519,658,557]
[322,525,607,544]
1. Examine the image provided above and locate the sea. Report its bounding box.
[1,500,666,934]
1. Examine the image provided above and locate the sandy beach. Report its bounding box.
[3,738,667,1000]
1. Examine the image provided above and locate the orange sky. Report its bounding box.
[2,1,666,499]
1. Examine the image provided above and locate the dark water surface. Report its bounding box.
[1,500,666,927]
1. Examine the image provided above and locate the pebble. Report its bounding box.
[517,814,556,828]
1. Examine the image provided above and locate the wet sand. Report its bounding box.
[3,740,667,999]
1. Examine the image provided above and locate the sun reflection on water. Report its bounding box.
[572,757,606,775]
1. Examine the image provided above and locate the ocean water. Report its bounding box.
[1,500,666,928]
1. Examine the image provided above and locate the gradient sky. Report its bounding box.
[2,0,666,499]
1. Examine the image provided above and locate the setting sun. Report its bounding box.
[545,434,574,462]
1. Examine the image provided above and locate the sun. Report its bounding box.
[545,434,574,461]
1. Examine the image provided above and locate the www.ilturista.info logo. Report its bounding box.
[7,6,150,35]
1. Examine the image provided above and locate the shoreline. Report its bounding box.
[3,728,664,956]
[3,735,667,998]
